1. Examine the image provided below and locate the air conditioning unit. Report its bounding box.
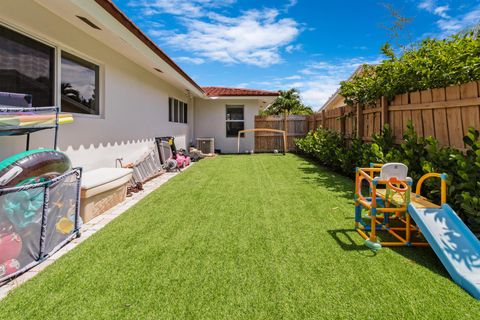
[196,138,215,154]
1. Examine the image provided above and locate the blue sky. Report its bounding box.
[114,0,480,109]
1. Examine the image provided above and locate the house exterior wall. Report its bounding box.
[0,1,194,171]
[194,98,263,154]
[322,93,346,111]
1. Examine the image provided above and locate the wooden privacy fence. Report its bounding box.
[254,115,309,152]
[308,81,480,150]
[254,81,480,152]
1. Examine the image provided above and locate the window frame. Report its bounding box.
[0,22,56,108]
[0,22,104,118]
[60,50,100,116]
[225,105,245,138]
[168,97,188,124]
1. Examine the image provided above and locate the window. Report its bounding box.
[61,52,99,115]
[226,105,244,137]
[168,97,187,124]
[0,25,54,107]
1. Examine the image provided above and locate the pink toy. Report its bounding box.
[175,154,190,168]
[0,259,20,278]
[0,233,22,264]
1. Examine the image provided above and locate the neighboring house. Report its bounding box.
[0,0,278,170]
[320,65,364,111]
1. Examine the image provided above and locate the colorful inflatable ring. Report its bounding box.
[0,149,71,188]
[0,149,72,229]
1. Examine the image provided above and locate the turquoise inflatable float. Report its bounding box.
[0,149,71,229]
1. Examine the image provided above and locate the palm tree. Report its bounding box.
[269,88,302,115]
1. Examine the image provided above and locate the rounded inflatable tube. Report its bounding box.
[0,149,71,188]
[0,149,72,229]
[0,233,22,264]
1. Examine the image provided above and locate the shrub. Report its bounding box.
[295,125,480,236]
[339,34,480,105]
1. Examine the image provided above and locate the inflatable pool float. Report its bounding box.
[0,259,20,278]
[0,113,73,128]
[0,149,71,188]
[0,233,22,264]
[0,149,72,229]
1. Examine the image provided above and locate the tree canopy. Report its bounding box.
[260,88,313,115]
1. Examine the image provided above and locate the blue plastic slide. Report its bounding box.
[408,203,480,299]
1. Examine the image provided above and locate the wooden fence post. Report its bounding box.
[284,112,288,151]
[312,114,317,131]
[356,103,364,139]
[340,106,346,135]
[321,110,326,128]
[381,96,389,128]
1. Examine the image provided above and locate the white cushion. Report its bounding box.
[81,168,132,198]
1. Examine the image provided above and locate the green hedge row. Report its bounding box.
[339,34,480,105]
[295,124,480,236]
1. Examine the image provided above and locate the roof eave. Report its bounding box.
[92,0,205,96]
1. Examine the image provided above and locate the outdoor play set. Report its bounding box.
[354,162,480,299]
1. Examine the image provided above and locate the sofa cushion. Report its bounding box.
[81,168,132,198]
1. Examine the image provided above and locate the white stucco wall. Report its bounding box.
[194,98,263,154]
[0,1,194,171]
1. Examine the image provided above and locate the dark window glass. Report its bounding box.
[0,25,54,107]
[61,51,99,115]
[179,101,184,123]
[226,106,244,120]
[169,97,187,123]
[226,121,244,137]
[183,103,188,123]
[173,99,179,122]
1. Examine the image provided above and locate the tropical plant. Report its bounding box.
[261,88,313,115]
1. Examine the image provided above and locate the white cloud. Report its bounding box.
[418,0,451,18]
[295,58,378,108]
[130,0,236,18]
[154,8,301,67]
[418,0,435,12]
[418,1,480,37]
[131,0,303,67]
[237,57,380,109]
[436,6,480,36]
[174,56,205,64]
[285,44,302,53]
[283,0,298,12]
[433,5,450,19]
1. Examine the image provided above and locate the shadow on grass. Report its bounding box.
[328,228,450,279]
[390,246,450,279]
[296,155,353,201]
[327,229,377,257]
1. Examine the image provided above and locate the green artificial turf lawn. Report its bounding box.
[1,154,479,319]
